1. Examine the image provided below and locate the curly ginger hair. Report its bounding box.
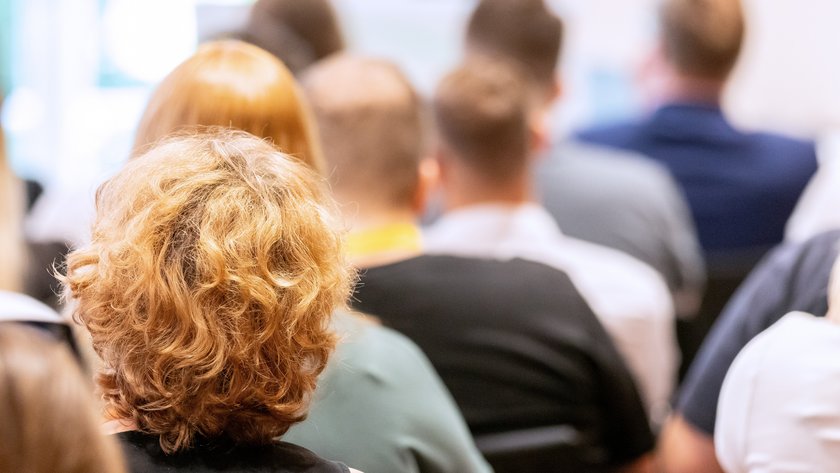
[65,129,353,453]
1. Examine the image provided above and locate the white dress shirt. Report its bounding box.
[424,203,677,426]
[716,312,840,473]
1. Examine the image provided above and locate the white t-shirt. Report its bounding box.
[425,203,677,427]
[716,311,840,473]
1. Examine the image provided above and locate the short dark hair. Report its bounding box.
[660,0,744,80]
[465,0,563,99]
[242,0,344,75]
[434,57,531,183]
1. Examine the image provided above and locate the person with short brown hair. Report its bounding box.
[431,56,676,439]
[465,0,706,323]
[65,130,357,472]
[0,323,127,473]
[303,55,424,228]
[300,54,492,473]
[659,0,744,82]
[577,2,818,471]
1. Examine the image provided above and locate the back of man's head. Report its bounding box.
[465,0,563,101]
[244,0,344,75]
[302,55,423,209]
[434,57,531,184]
[660,0,744,81]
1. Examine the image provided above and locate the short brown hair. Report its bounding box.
[465,0,563,99]
[134,40,324,173]
[243,0,344,75]
[660,0,744,80]
[302,55,423,209]
[434,57,531,182]
[0,323,127,473]
[65,130,352,453]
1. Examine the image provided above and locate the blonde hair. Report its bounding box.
[65,129,352,453]
[302,55,424,208]
[0,124,25,291]
[660,0,744,80]
[0,323,127,473]
[133,40,324,173]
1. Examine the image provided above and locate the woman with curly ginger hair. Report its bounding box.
[64,130,359,473]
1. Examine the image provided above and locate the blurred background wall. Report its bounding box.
[2,0,837,188]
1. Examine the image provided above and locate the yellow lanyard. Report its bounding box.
[346,223,423,259]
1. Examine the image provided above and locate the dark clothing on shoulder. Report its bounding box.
[353,255,654,468]
[577,103,816,258]
[116,431,351,473]
[677,230,840,435]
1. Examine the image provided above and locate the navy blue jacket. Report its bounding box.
[577,103,817,261]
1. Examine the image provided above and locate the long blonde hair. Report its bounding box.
[0,124,25,291]
[133,40,324,173]
[0,323,127,473]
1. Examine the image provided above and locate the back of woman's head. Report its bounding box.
[0,323,127,473]
[133,40,324,173]
[65,129,352,453]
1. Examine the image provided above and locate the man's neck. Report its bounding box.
[659,73,726,107]
[443,173,534,213]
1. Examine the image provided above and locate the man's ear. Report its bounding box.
[529,75,562,158]
[412,157,440,215]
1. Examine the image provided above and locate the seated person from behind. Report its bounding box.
[465,0,704,319]
[715,252,840,472]
[0,323,127,473]
[661,229,840,473]
[134,41,488,473]
[577,0,816,264]
[64,131,359,473]
[303,55,656,472]
[426,55,676,429]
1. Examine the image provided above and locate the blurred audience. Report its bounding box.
[310,52,655,471]
[240,0,344,76]
[300,54,491,473]
[427,55,675,429]
[661,229,840,473]
[0,323,127,473]
[465,0,704,319]
[577,0,817,373]
[65,131,359,472]
[714,249,840,472]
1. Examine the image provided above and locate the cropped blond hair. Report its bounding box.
[302,55,424,208]
[0,323,127,473]
[65,130,352,453]
[133,40,324,173]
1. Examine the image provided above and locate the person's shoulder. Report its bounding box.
[575,120,645,146]
[749,131,817,161]
[330,311,437,387]
[270,441,353,473]
[562,236,667,287]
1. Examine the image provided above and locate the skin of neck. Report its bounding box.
[438,151,534,212]
[656,58,728,106]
